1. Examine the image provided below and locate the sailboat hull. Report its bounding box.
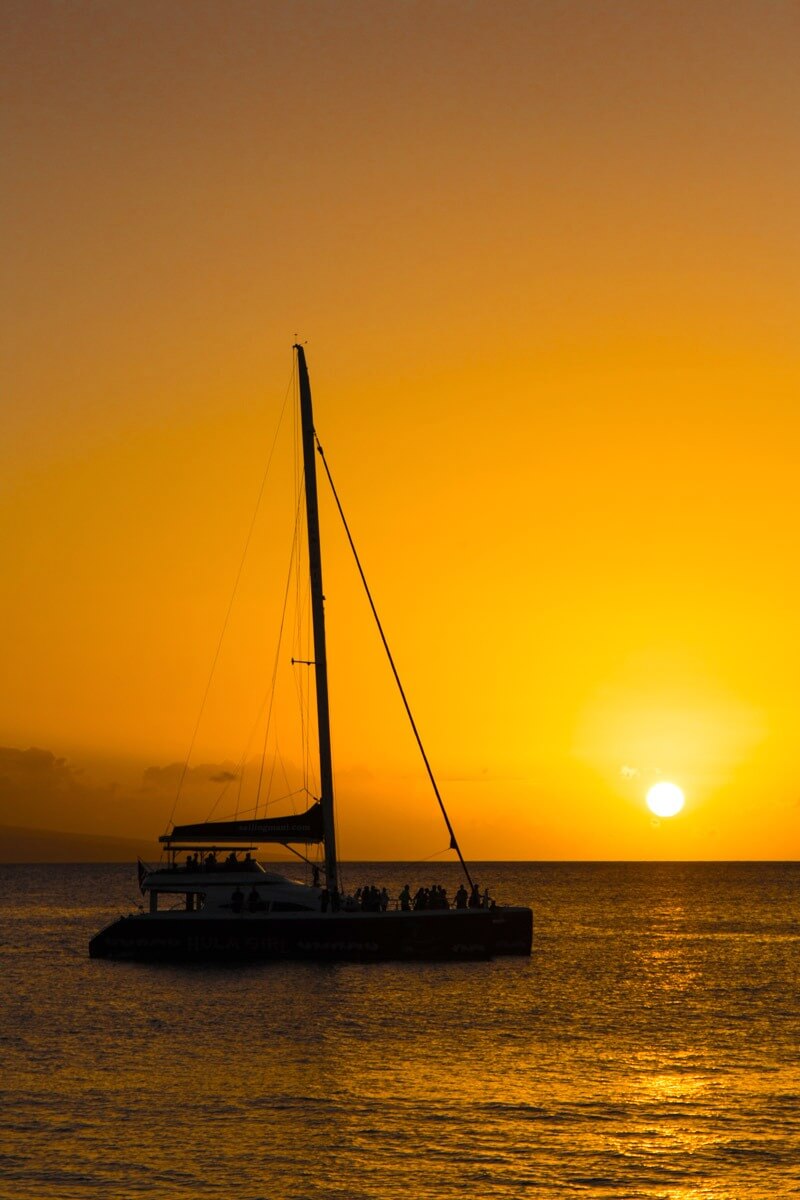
[89,906,532,963]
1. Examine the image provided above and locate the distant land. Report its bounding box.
[0,824,300,865]
[0,824,157,863]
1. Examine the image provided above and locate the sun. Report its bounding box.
[646,781,685,818]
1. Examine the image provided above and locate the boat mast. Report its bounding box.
[294,345,338,890]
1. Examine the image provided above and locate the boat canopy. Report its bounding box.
[161,801,325,846]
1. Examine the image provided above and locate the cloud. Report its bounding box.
[140,761,245,825]
[0,748,287,845]
[0,746,77,786]
[0,746,116,832]
[141,762,240,792]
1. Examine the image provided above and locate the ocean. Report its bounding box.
[1,861,798,1199]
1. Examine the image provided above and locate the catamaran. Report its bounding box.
[89,347,533,962]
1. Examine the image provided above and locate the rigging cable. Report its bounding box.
[205,481,304,825]
[254,482,306,818]
[315,436,474,890]
[164,367,295,834]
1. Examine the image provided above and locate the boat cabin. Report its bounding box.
[140,844,321,915]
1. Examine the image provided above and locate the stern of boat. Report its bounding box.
[490,905,533,956]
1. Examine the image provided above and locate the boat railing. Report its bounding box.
[156,856,267,875]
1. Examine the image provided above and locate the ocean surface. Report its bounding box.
[1,861,798,1200]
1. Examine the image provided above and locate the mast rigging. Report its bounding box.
[294,344,339,890]
[315,435,474,890]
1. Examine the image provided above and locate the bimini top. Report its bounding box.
[160,801,325,846]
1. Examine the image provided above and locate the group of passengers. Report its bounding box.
[321,881,494,914]
[400,882,493,911]
[400,884,451,910]
[462,883,493,909]
[353,885,390,912]
[184,851,255,872]
[316,885,391,914]
[230,885,266,913]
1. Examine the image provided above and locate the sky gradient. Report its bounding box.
[3,1,799,860]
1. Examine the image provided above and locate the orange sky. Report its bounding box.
[2,1,799,860]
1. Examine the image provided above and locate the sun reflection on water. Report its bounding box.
[3,862,798,1200]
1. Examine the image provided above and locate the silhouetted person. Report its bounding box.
[399,884,411,911]
[231,886,244,913]
[468,883,481,909]
[455,884,468,909]
[248,886,260,912]
[312,865,321,888]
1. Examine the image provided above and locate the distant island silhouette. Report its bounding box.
[0,824,158,863]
